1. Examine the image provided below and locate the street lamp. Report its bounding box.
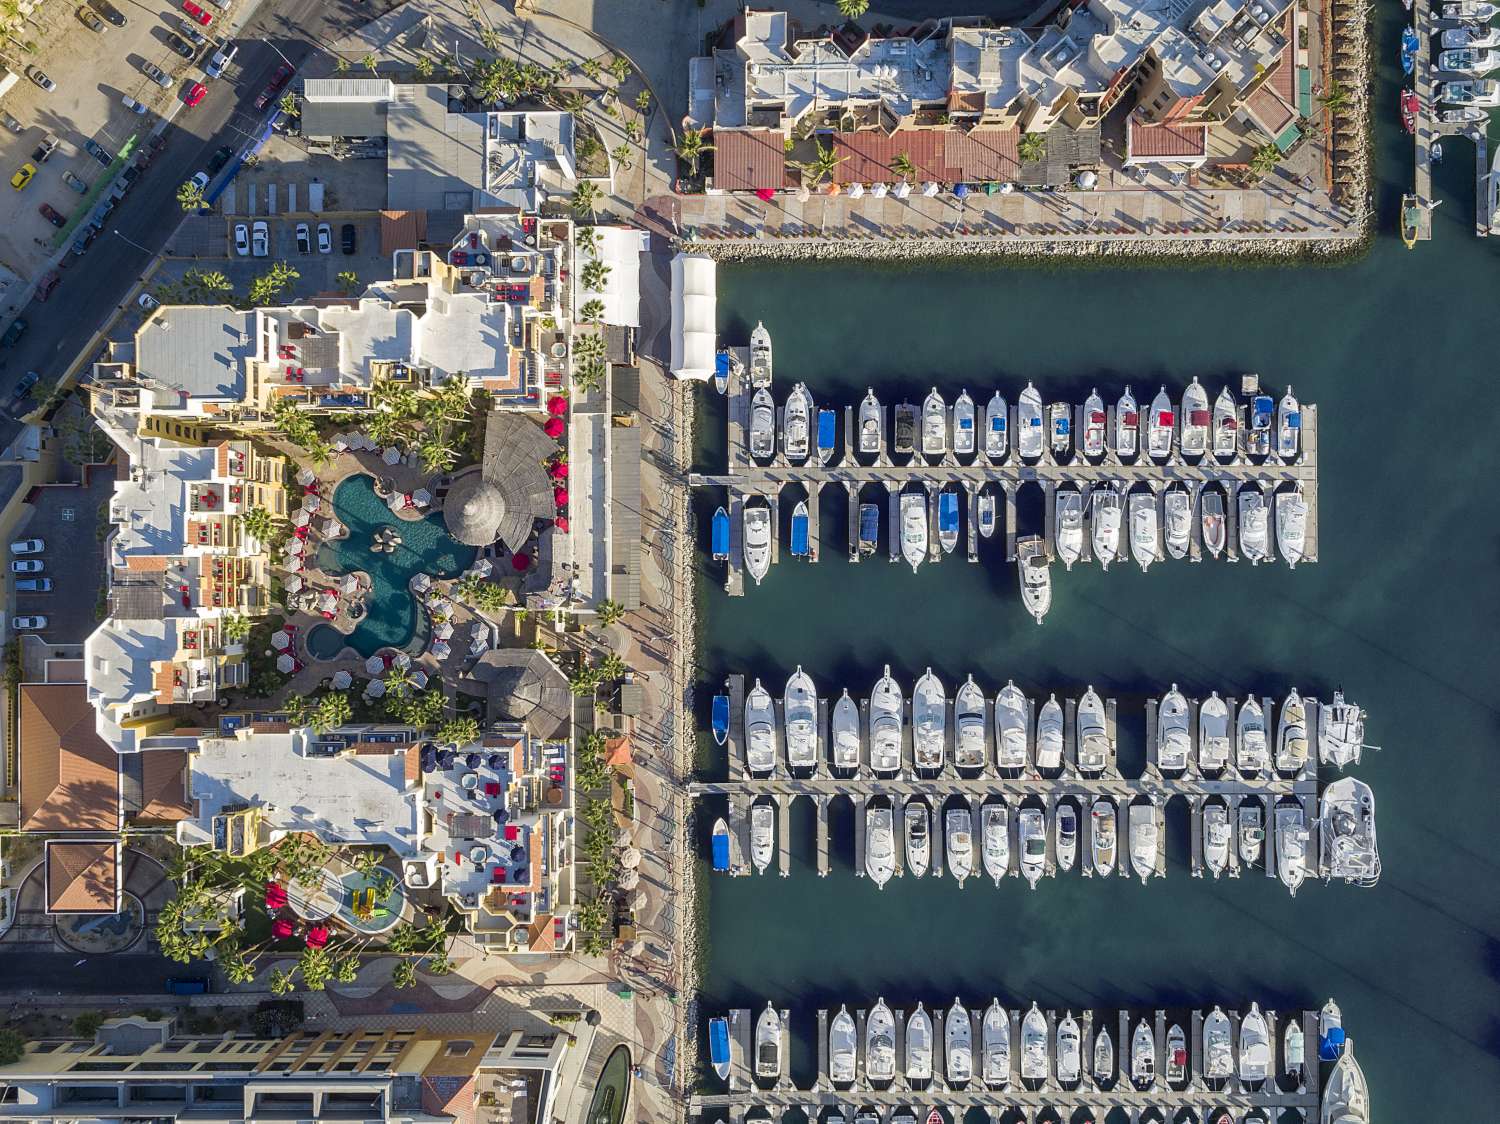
[113,228,152,254]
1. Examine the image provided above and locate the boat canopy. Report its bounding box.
[711,693,730,736]
[790,511,810,557]
[939,492,959,531]
[1319,1026,1346,1061]
[1285,411,1302,428]
[818,409,837,449]
[709,1019,730,1066]
[711,509,730,556]
[860,505,879,542]
[715,351,732,379]
[711,831,730,872]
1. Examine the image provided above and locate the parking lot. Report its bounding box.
[160,212,388,296]
[7,467,114,646]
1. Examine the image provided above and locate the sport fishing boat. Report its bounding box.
[748,321,773,387]
[1091,798,1117,876]
[755,1002,782,1078]
[1400,88,1419,134]
[1201,486,1226,558]
[832,689,860,770]
[1130,1019,1155,1088]
[815,408,837,465]
[1237,484,1268,564]
[938,489,960,554]
[1439,45,1500,73]
[1276,486,1308,567]
[782,382,813,463]
[1082,389,1107,458]
[982,803,1009,884]
[1285,1018,1305,1080]
[711,817,730,873]
[1212,386,1238,458]
[744,501,772,584]
[955,675,986,768]
[1017,383,1044,459]
[1237,697,1269,774]
[952,390,976,457]
[1057,1012,1082,1084]
[1129,491,1159,571]
[1401,192,1421,249]
[982,1000,1010,1087]
[1238,800,1266,866]
[913,668,946,771]
[977,491,997,538]
[1055,487,1084,570]
[749,388,775,459]
[870,666,904,773]
[1055,803,1077,872]
[1035,694,1064,769]
[1275,800,1309,895]
[985,391,1008,462]
[1166,1023,1187,1084]
[829,1005,857,1084]
[1319,689,1366,767]
[1091,485,1122,570]
[745,678,775,774]
[1018,807,1046,887]
[1319,999,1345,1061]
[1204,801,1231,877]
[946,805,974,886]
[858,503,879,557]
[1275,386,1300,460]
[866,802,896,887]
[858,389,882,455]
[783,667,816,769]
[1401,24,1420,73]
[1115,386,1140,459]
[1093,1026,1114,1083]
[1020,1003,1048,1082]
[1439,77,1500,104]
[1321,1043,1370,1124]
[1129,800,1160,883]
[1048,401,1072,460]
[1276,688,1309,774]
[1438,103,1490,122]
[1443,24,1500,48]
[1017,536,1052,623]
[906,1003,933,1083]
[749,802,773,873]
[711,506,730,562]
[946,1000,973,1084]
[1147,386,1174,461]
[1158,684,1190,771]
[1319,775,1381,887]
[893,401,917,456]
[921,387,948,458]
[1203,1007,1233,1081]
[995,681,1029,769]
[1077,686,1110,773]
[709,1015,731,1080]
[866,999,896,1083]
[900,490,928,573]
[1239,1004,1272,1085]
[1180,377,1210,457]
[904,798,931,878]
[1247,393,1274,456]
[711,692,730,746]
[1198,691,1230,771]
[1163,486,1191,560]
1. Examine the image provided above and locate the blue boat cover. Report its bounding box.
[709,1018,731,1063]
[957,417,974,431]
[859,506,879,542]
[711,509,730,556]
[1286,412,1302,428]
[817,410,836,448]
[1318,1027,1345,1061]
[1027,416,1042,427]
[790,513,810,556]
[990,416,1006,431]
[711,832,730,872]
[711,693,730,736]
[715,351,732,376]
[939,493,959,531]
[1053,416,1071,436]
[1252,397,1274,421]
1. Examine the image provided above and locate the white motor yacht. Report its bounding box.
[995,681,1029,769]
[1129,491,1160,571]
[921,387,948,458]
[1275,386,1301,460]
[904,799,931,878]
[1285,1019,1305,1080]
[1035,694,1063,769]
[1147,387,1174,460]
[743,501,772,584]
[1439,45,1500,72]
[946,1000,973,1085]
[1048,401,1072,460]
[782,382,813,463]
[1276,801,1310,896]
[1018,536,1052,623]
[1238,801,1265,866]
[1115,386,1140,459]
[912,668,946,770]
[982,803,1009,884]
[755,1002,782,1079]
[749,388,776,459]
[1057,1012,1082,1084]
[1440,77,1500,105]
[1276,688,1309,774]
[1201,486,1226,557]
[865,802,896,887]
[829,1005,857,1084]
[1091,485,1123,570]
[1203,1007,1233,1080]
[1321,1043,1370,1124]
[748,321,773,387]
[952,390,976,457]
[983,1000,1010,1087]
[866,999,896,1083]
[832,689,860,770]
[857,389,882,455]
[1129,800,1160,883]
[869,666,904,773]
[744,678,776,774]
[1055,487,1084,570]
[1163,487,1191,559]
[977,491,997,538]
[1180,377,1210,457]
[1276,486,1308,567]
[955,675,986,768]
[1443,24,1500,48]
[1055,803,1078,872]
[1019,808,1046,887]
[1237,697,1269,775]
[946,805,974,886]
[1319,689,1366,768]
[1198,691,1230,770]
[1166,1023,1187,1084]
[1319,776,1381,887]
[1077,686,1110,773]
[1238,484,1268,564]
[1082,389,1107,458]
[900,490,928,573]
[749,802,773,873]
[1443,1,1500,20]
[1091,798,1117,876]
[1320,999,1343,1057]
[1020,1003,1048,1082]
[1018,383,1044,459]
[1093,1026,1114,1083]
[905,1004,933,1083]
[1239,1004,1272,1085]
[1130,1020,1155,1088]
[1204,801,1231,877]
[985,391,1008,461]
[1157,684,1190,771]
[1212,386,1238,458]
[783,666,817,769]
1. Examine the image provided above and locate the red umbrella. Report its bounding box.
[553,488,569,508]
[511,552,531,572]
[548,461,569,479]
[554,516,570,531]
[547,395,568,416]
[264,882,287,910]
[544,417,565,439]
[305,923,330,949]
[755,187,776,202]
[271,917,295,941]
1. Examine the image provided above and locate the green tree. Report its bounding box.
[222,613,251,642]
[284,695,313,727]
[248,261,300,307]
[580,57,602,82]
[0,1028,26,1066]
[578,298,605,323]
[573,332,606,364]
[365,410,406,449]
[372,381,421,419]
[384,666,413,700]
[595,599,625,626]
[72,1011,104,1036]
[598,653,626,680]
[222,951,255,986]
[312,692,351,734]
[332,952,360,983]
[581,259,610,291]
[574,225,599,255]
[574,358,606,392]
[414,54,434,79]
[1249,142,1281,178]
[336,270,360,296]
[675,126,713,177]
[181,268,235,304]
[176,180,206,213]
[241,506,276,545]
[796,140,845,188]
[268,967,296,996]
[611,142,634,171]
[278,92,298,116]
[298,946,332,991]
[571,180,603,218]
[836,0,870,17]
[429,378,474,425]
[607,56,631,83]
[334,56,350,74]
[634,89,651,114]
[1018,131,1047,164]
[391,960,417,989]
[890,152,917,182]
[417,434,457,474]
[361,53,379,74]
[436,716,480,747]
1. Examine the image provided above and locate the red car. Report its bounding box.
[185,82,207,107]
[181,0,212,24]
[254,62,293,110]
[38,203,66,228]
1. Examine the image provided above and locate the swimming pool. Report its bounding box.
[305,474,476,659]
[584,1045,631,1124]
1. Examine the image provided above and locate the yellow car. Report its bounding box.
[11,163,35,190]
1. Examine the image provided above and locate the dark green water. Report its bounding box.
[694,11,1500,1119]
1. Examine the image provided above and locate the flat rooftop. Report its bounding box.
[135,308,256,407]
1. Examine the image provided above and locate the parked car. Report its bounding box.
[184,81,207,107]
[62,171,89,194]
[341,223,356,254]
[15,578,52,592]
[121,94,148,115]
[11,372,38,399]
[10,616,47,630]
[91,0,126,25]
[10,163,35,190]
[254,62,293,110]
[207,144,233,174]
[26,66,55,92]
[11,559,43,573]
[177,16,207,45]
[165,977,210,995]
[317,221,331,253]
[31,134,59,163]
[9,539,43,555]
[189,171,209,193]
[138,292,160,311]
[295,222,310,254]
[204,42,236,78]
[233,222,249,256]
[83,139,112,166]
[167,32,196,60]
[251,220,268,257]
[1,321,27,348]
[34,271,60,301]
[72,225,100,255]
[77,5,105,30]
[142,61,172,88]
[182,0,213,24]
[38,203,66,228]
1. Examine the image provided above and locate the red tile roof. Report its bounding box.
[136,750,192,824]
[1129,119,1208,158]
[713,130,787,192]
[1245,83,1295,135]
[45,840,119,914]
[831,128,1021,184]
[381,210,428,256]
[19,684,120,833]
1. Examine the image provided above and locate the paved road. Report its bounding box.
[0,952,189,995]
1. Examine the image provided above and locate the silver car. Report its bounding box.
[142,61,172,89]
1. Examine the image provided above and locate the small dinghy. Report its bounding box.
[744,678,775,774]
[1198,691,1230,771]
[1163,486,1191,559]
[983,999,1010,1086]
[977,491,997,538]
[1020,1002,1048,1081]
[1276,386,1301,460]
[984,391,1008,461]
[1212,385,1238,458]
[921,387,948,458]
[1035,693,1064,769]
[1057,1012,1082,1084]
[1115,386,1140,459]
[1129,491,1159,571]
[946,805,974,886]
[829,1005,857,1084]
[1201,486,1226,557]
[982,803,1009,884]
[946,999,973,1085]
[955,675,986,768]
[709,1015,731,1080]
[1239,1003,1272,1085]
[1180,377,1210,458]
[1130,1019,1155,1088]
[1055,487,1084,570]
[1237,697,1270,775]
[711,817,730,873]
[1238,484,1268,564]
[866,998,896,1082]
[1082,389,1107,458]
[858,389,882,455]
[711,692,730,746]
[869,666,903,774]
[782,382,813,463]
[1093,1026,1114,1083]
[952,389,976,457]
[1091,798,1117,876]
[1018,382,1044,459]
[1091,485,1122,570]
[743,501,772,585]
[1157,683,1190,770]
[1147,386,1174,460]
[1277,485,1308,567]
[906,1003,933,1082]
[755,1002,782,1078]
[995,681,1029,769]
[1055,802,1078,872]
[1018,535,1051,623]
[711,505,730,561]
[832,689,860,770]
[904,798,931,878]
[1238,800,1265,866]
[749,802,774,872]
[815,408,837,465]
[1166,1023,1187,1084]
[1203,1007,1233,1080]
[749,388,775,459]
[1204,801,1231,877]
[865,802,896,887]
[1076,685,1110,773]
[1018,807,1046,887]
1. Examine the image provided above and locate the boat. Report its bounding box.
[1319,689,1365,767]
[1238,801,1265,866]
[748,321,772,387]
[955,675,986,768]
[1247,393,1274,456]
[1237,697,1269,774]
[946,805,974,885]
[1321,1043,1369,1124]
[982,803,1009,884]
[1115,386,1140,459]
[783,666,816,769]
[1276,486,1307,567]
[913,668,946,770]
[1401,192,1421,249]
[893,402,917,456]
[938,489,960,554]
[832,690,860,770]
[995,681,1029,769]
[906,1003,933,1082]
[1438,103,1489,122]
[870,666,904,773]
[1439,45,1500,73]
[984,391,1008,461]
[709,1015,731,1080]
[1055,487,1083,570]
[1198,691,1230,771]
[858,389,882,454]
[866,999,896,1083]
[1057,1012,1081,1084]
[1203,1007,1233,1080]
[1275,800,1309,895]
[904,799,931,878]
[1018,807,1046,887]
[1212,386,1238,458]
[829,1005,857,1084]
[755,1002,781,1079]
[1239,1004,1272,1085]
[1157,684,1190,770]
[1091,485,1122,570]
[1318,999,1345,1061]
[1163,487,1190,560]
[977,491,997,538]
[1285,1019,1305,1079]
[1130,1019,1155,1088]
[1017,536,1051,623]
[749,803,773,872]
[1129,800,1159,883]
[1077,686,1110,772]
[1047,401,1072,459]
[982,1000,1010,1086]
[1443,24,1500,48]
[1035,694,1063,769]
[1276,688,1308,774]
[1020,1003,1048,1081]
[1055,803,1077,871]
[1091,798,1117,876]
[1278,390,1301,461]
[1439,78,1500,105]
[946,1000,973,1084]
[749,388,775,458]
[789,500,810,559]
[1180,377,1210,457]
[1146,386,1174,460]
[1400,87,1419,134]
[711,692,730,747]
[711,506,730,562]
[1017,383,1044,459]
[711,817,730,873]
[816,408,837,465]
[952,390,976,457]
[1093,1026,1114,1083]
[1166,1023,1186,1084]
[1237,484,1268,564]
[1082,389,1106,458]
[921,387,947,457]
[1204,802,1231,877]
[858,503,879,557]
[1401,25,1420,73]
[900,490,928,572]
[865,802,896,887]
[782,382,813,463]
[1319,776,1381,887]
[1201,487,1226,557]
[744,501,772,584]
[1129,491,1159,571]
[745,678,775,774]
[713,349,731,395]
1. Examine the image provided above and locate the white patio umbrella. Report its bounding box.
[412,572,432,592]
[628,889,648,912]
[999,181,1015,194]
[617,867,640,890]
[922,180,940,197]
[342,573,360,594]
[284,555,304,572]
[469,558,492,578]
[330,669,353,690]
[615,828,634,847]
[275,653,296,673]
[302,495,322,513]
[284,575,303,593]
[872,182,889,198]
[317,591,338,614]
[431,640,451,659]
[365,654,386,675]
[895,180,912,199]
[293,509,312,527]
[271,630,292,650]
[619,846,642,869]
[431,598,453,615]
[284,538,305,556]
[412,488,432,507]
[333,435,349,451]
[470,622,488,638]
[410,669,428,689]
[383,446,401,465]
[469,637,490,656]
[321,518,342,537]
[296,467,316,486]
[848,182,865,198]
[393,651,411,670]
[365,678,386,698]
[433,621,454,640]
[387,491,406,511]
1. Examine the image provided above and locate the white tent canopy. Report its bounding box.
[581,226,647,328]
[669,253,716,382]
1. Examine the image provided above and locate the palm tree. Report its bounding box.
[176,180,206,212]
[890,152,917,183]
[221,951,255,985]
[1249,142,1281,179]
[414,54,434,79]
[581,259,611,291]
[222,614,250,642]
[385,666,413,700]
[1018,132,1047,164]
[268,967,296,996]
[241,506,275,546]
[675,127,713,177]
[418,435,457,474]
[578,298,605,323]
[391,960,418,989]
[1317,81,1351,128]
[436,716,480,747]
[571,180,602,217]
[796,140,845,188]
[595,599,625,626]
[312,692,351,734]
[332,952,360,983]
[574,225,599,255]
[365,411,405,449]
[836,0,870,18]
[431,378,474,424]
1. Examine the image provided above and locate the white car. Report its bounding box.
[138,292,160,310]
[189,171,209,193]
[11,559,43,573]
[9,538,44,554]
[251,220,268,257]
[316,222,331,253]
[11,616,47,630]
[233,223,250,256]
[295,221,310,253]
[204,43,237,78]
[121,94,148,115]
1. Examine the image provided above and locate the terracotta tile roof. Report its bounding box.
[381,210,428,256]
[527,911,556,952]
[420,1075,475,1124]
[19,684,120,833]
[136,750,192,823]
[45,840,119,914]
[832,129,953,184]
[1245,83,1295,135]
[216,443,230,476]
[604,736,632,769]
[713,130,787,192]
[946,129,1021,182]
[1129,119,1208,158]
[125,555,171,572]
[1266,52,1295,105]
